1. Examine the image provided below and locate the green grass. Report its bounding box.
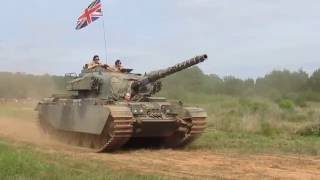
[189,130,320,155]
[0,140,167,180]
[179,95,320,155]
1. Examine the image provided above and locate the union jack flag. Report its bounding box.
[76,0,103,30]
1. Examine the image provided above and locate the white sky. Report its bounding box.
[0,0,320,78]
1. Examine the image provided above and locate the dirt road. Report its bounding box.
[0,117,319,179]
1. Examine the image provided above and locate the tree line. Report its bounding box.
[161,67,320,102]
[0,68,319,101]
[0,72,65,99]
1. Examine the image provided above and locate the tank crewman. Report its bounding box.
[87,55,102,69]
[114,59,123,72]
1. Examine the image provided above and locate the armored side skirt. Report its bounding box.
[37,99,180,136]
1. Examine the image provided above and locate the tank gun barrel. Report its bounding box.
[133,54,208,89]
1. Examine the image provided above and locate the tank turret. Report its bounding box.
[65,54,207,100]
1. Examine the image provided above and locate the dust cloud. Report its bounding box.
[0,117,66,148]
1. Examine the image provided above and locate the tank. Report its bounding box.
[36,54,208,152]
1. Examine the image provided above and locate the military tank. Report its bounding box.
[36,54,208,152]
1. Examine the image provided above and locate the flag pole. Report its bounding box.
[101,2,108,64]
[102,18,108,64]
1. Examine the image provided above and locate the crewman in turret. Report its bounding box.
[113,59,123,72]
[86,55,111,70]
[85,56,126,72]
[87,55,102,69]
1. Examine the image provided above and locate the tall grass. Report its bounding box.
[176,94,320,155]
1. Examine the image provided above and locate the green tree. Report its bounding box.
[309,68,320,91]
[255,69,308,96]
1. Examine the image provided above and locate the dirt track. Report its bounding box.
[0,117,320,179]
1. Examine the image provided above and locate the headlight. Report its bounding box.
[131,105,145,115]
[161,105,176,115]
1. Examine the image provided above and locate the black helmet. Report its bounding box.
[93,55,100,61]
[115,59,122,65]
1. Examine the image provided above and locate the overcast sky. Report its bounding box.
[0,0,319,78]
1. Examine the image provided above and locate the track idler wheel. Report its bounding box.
[162,108,207,148]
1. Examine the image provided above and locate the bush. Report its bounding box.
[297,124,320,136]
[276,98,295,110]
[283,93,308,107]
[239,98,269,113]
[260,122,280,136]
[294,96,308,107]
[302,91,320,102]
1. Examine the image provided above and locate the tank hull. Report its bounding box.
[36,98,207,152]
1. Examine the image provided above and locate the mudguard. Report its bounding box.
[38,100,111,135]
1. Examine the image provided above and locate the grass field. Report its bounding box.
[2,97,320,156]
[184,95,320,155]
[0,96,320,179]
[0,139,166,180]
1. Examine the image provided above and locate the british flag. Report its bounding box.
[76,0,103,30]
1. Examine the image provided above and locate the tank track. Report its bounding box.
[38,106,134,152]
[96,106,134,152]
[162,107,207,148]
[38,106,205,151]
